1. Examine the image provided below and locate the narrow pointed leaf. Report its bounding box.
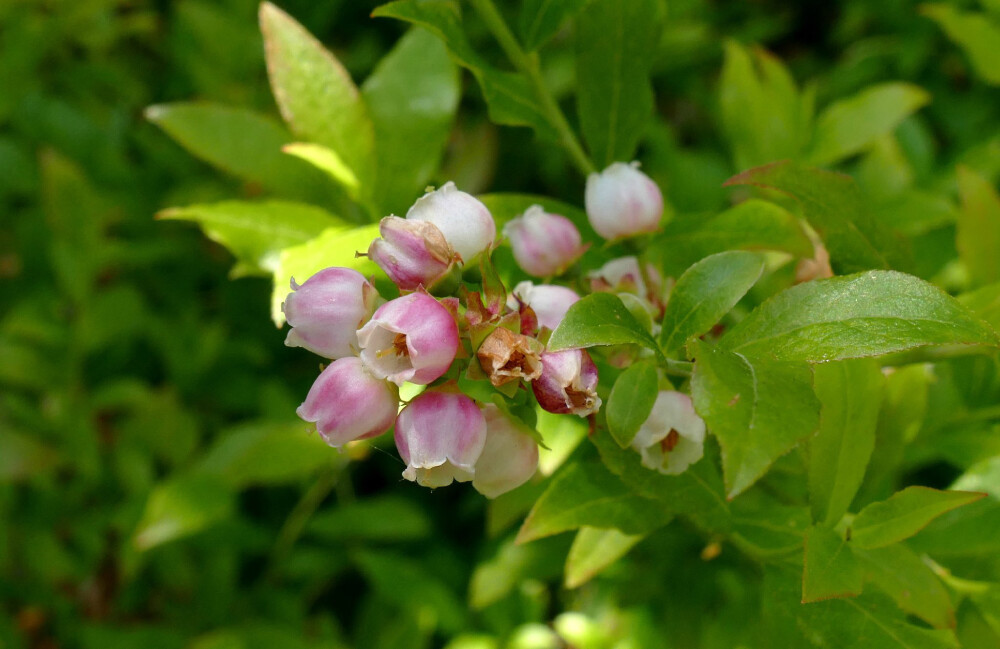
[956,165,1000,288]
[802,525,864,602]
[548,292,660,353]
[605,361,658,448]
[853,544,956,629]
[565,526,644,588]
[519,0,589,51]
[851,486,986,549]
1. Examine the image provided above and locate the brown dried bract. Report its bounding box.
[477,327,543,387]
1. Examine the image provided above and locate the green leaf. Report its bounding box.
[724,161,905,274]
[658,251,765,355]
[354,550,466,632]
[719,41,813,170]
[959,283,1000,333]
[806,83,930,166]
[590,431,731,533]
[307,495,432,542]
[764,566,959,649]
[270,224,381,325]
[145,102,328,200]
[802,525,863,602]
[564,526,644,589]
[648,199,812,276]
[0,428,58,482]
[922,4,1000,85]
[809,359,884,526]
[720,270,1000,362]
[281,142,360,200]
[956,165,1000,288]
[133,474,234,551]
[690,340,820,499]
[197,420,339,488]
[158,200,342,276]
[516,457,672,544]
[574,0,660,167]
[853,544,955,629]
[372,1,558,139]
[605,361,658,447]
[519,0,589,51]
[547,292,660,354]
[730,495,811,558]
[470,535,570,609]
[851,486,986,549]
[259,2,374,192]
[362,27,460,215]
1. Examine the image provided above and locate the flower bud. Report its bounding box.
[282,267,379,359]
[532,349,601,417]
[473,405,539,498]
[369,216,457,291]
[585,162,663,240]
[477,326,544,387]
[586,256,648,297]
[503,205,586,277]
[406,181,496,263]
[357,292,459,386]
[395,391,487,488]
[296,357,399,447]
[631,391,706,475]
[508,281,580,333]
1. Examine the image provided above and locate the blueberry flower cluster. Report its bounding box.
[284,162,708,496]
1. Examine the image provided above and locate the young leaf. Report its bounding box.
[809,359,884,526]
[271,224,381,325]
[372,0,558,140]
[564,526,644,589]
[853,544,956,629]
[851,486,986,549]
[547,292,660,354]
[259,2,375,192]
[720,270,1000,362]
[362,27,460,216]
[605,361,658,448]
[956,165,1000,288]
[690,340,820,499]
[724,161,905,273]
[157,200,342,276]
[658,251,765,355]
[802,525,864,602]
[921,4,1000,85]
[648,199,812,276]
[282,142,361,200]
[519,0,589,52]
[806,83,930,166]
[718,42,813,170]
[145,102,328,200]
[575,0,660,167]
[516,458,672,544]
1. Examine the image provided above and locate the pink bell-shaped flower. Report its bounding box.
[532,348,601,417]
[357,292,459,386]
[369,216,458,291]
[585,162,663,241]
[631,391,706,475]
[472,405,539,498]
[282,267,379,359]
[503,205,586,277]
[508,281,580,333]
[406,181,496,263]
[395,390,488,488]
[296,356,399,448]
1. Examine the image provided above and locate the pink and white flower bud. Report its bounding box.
[357,292,459,386]
[473,405,539,498]
[503,205,586,277]
[296,356,399,447]
[369,216,457,291]
[585,162,663,240]
[406,181,496,263]
[508,281,580,333]
[532,349,601,417]
[631,391,706,475]
[586,256,648,297]
[395,391,487,488]
[282,267,379,359]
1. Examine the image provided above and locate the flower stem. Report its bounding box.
[468,0,596,176]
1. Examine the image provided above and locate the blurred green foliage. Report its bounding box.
[2,0,1000,648]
